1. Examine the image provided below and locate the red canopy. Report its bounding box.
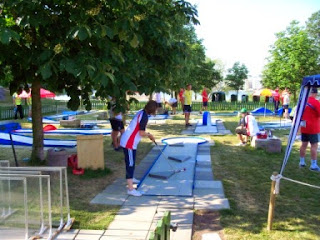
[40,88,55,98]
[18,88,55,98]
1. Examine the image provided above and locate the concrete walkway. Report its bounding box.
[54,142,229,240]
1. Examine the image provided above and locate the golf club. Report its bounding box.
[154,142,188,170]
[153,141,175,170]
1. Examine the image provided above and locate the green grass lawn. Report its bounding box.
[212,117,320,239]
[1,114,320,238]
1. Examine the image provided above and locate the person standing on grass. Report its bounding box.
[299,88,320,171]
[12,87,24,119]
[183,84,193,127]
[281,87,290,119]
[120,100,157,197]
[178,88,185,111]
[273,87,280,114]
[155,92,162,108]
[108,97,125,151]
[200,87,209,114]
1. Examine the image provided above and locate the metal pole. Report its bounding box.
[47,177,53,240]
[64,168,72,226]
[58,169,64,230]
[9,132,18,167]
[38,176,45,235]
[0,178,4,217]
[23,178,28,240]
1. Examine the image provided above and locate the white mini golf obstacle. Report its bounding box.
[194,111,218,134]
[0,166,73,240]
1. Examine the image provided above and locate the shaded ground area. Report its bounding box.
[192,210,225,240]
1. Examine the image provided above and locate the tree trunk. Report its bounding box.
[31,79,45,163]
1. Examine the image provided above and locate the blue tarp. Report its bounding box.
[276,107,292,116]
[251,107,274,115]
[0,122,21,133]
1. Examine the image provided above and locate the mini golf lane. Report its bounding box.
[138,141,200,196]
[0,132,76,148]
[194,113,218,133]
[13,128,112,135]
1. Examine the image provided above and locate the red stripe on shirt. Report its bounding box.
[125,113,141,149]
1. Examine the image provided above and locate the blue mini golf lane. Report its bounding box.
[138,137,207,196]
[0,132,77,148]
[13,128,112,135]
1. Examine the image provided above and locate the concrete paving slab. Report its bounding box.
[103,229,148,237]
[170,224,193,240]
[195,167,212,172]
[154,209,194,225]
[74,232,102,240]
[54,229,79,240]
[193,188,225,198]
[194,180,222,189]
[100,237,145,240]
[107,219,152,231]
[102,229,148,240]
[78,230,104,234]
[195,170,214,181]
[196,155,211,161]
[90,193,127,205]
[202,232,222,240]
[114,206,157,221]
[158,196,194,209]
[196,161,212,167]
[194,125,218,133]
[123,195,161,206]
[194,198,230,210]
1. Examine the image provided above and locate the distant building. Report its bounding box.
[245,75,262,91]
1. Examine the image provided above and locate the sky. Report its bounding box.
[188,0,320,76]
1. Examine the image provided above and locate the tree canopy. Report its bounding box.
[262,20,319,100]
[224,61,249,95]
[0,0,218,161]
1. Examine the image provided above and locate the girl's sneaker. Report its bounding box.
[127,189,143,197]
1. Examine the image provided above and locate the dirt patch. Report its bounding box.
[192,210,225,240]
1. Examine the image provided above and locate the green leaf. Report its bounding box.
[65,59,77,74]
[78,27,88,41]
[0,29,10,44]
[118,31,127,41]
[105,26,114,39]
[40,62,52,79]
[129,34,139,48]
[39,50,53,62]
[105,72,115,83]
[95,72,109,87]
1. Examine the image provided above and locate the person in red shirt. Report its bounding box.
[201,87,209,113]
[178,88,184,111]
[273,87,280,114]
[299,88,320,171]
